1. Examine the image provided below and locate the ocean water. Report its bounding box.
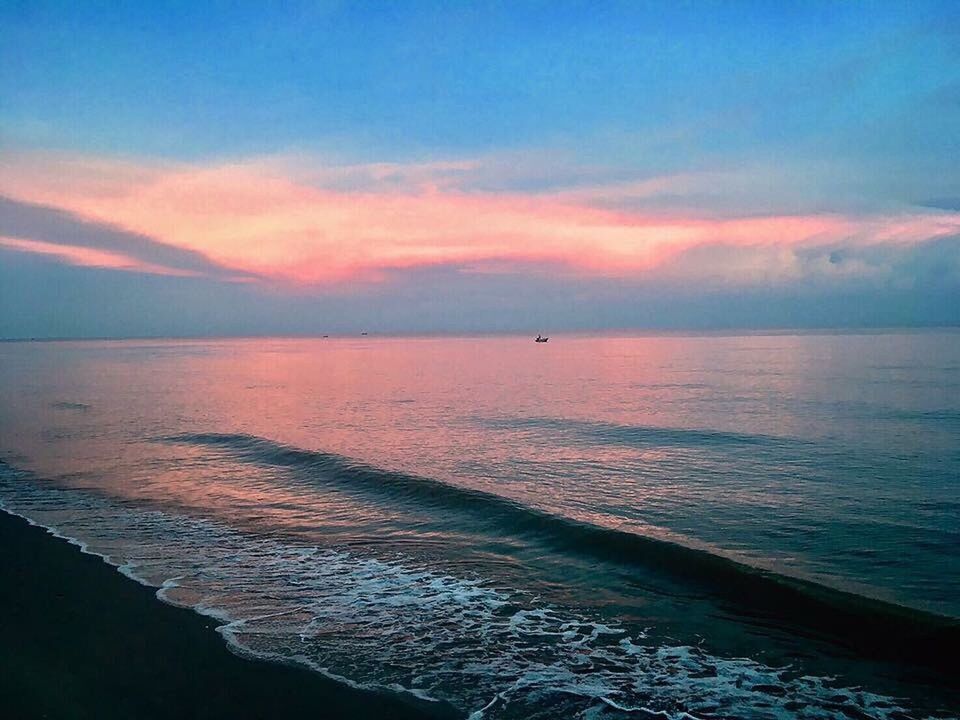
[1,332,958,718]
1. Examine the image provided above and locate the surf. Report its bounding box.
[165,432,960,673]
[1,459,950,720]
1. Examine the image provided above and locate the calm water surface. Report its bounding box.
[1,332,958,718]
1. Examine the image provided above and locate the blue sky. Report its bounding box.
[4,1,956,162]
[1,1,959,337]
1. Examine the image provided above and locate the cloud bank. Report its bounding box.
[2,150,958,293]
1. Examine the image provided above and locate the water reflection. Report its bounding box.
[1,332,958,618]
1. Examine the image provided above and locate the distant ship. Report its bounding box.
[535,335,549,343]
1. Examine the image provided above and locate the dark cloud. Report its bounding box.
[3,236,958,339]
[0,195,255,280]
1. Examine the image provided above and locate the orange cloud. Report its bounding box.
[1,150,958,286]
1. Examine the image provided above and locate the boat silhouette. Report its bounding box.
[535,335,549,343]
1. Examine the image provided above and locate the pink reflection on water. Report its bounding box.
[1,333,957,550]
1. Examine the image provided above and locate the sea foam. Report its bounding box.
[1,462,949,720]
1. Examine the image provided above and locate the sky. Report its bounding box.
[1,1,959,337]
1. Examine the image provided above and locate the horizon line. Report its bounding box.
[3,324,959,343]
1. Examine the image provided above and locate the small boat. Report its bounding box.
[535,335,549,343]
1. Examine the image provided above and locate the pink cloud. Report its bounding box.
[1,150,958,287]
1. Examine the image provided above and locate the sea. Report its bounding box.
[1,331,958,719]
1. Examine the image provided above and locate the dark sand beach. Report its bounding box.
[0,511,453,720]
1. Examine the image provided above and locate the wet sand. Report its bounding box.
[0,510,455,720]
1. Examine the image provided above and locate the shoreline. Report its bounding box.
[0,510,456,720]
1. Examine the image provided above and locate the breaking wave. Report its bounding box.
[1,459,953,719]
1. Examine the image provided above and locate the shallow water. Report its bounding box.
[1,332,958,718]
